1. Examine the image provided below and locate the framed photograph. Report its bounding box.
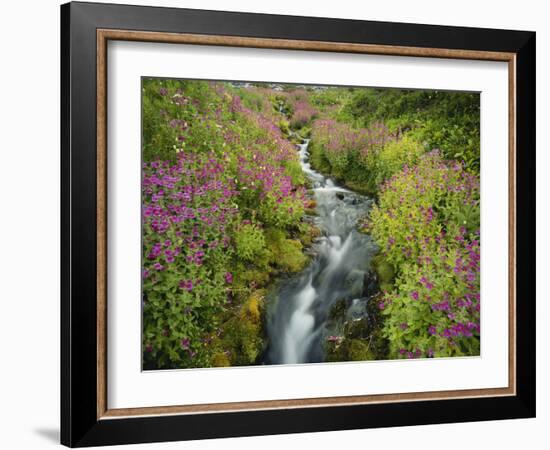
[61,1,536,447]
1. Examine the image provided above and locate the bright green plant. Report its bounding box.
[375,135,425,186]
[234,223,266,262]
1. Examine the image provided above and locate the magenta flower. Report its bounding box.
[179,279,193,291]
[225,272,233,284]
[410,291,419,301]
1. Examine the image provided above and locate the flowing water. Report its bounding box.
[264,140,379,365]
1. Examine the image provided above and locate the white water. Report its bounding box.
[265,140,378,365]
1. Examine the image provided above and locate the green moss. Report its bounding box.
[240,290,264,324]
[347,339,375,361]
[233,262,271,290]
[214,290,268,366]
[326,338,374,362]
[341,180,377,197]
[265,228,309,273]
[328,298,348,321]
[372,254,395,285]
[211,352,231,367]
[219,316,261,365]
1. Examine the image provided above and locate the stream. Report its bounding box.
[264,139,379,365]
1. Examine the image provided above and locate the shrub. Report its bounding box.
[375,135,425,186]
[309,119,398,191]
[234,223,266,262]
[289,100,318,129]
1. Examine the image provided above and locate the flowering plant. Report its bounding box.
[370,151,480,358]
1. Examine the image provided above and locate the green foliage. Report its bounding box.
[234,223,266,262]
[331,339,374,362]
[233,87,269,113]
[142,78,229,162]
[282,159,307,186]
[343,88,480,172]
[142,79,316,369]
[375,135,425,185]
[142,78,482,368]
[211,352,231,367]
[258,193,305,228]
[279,119,290,136]
[308,139,334,175]
[369,152,480,359]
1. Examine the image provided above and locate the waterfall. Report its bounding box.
[264,140,378,365]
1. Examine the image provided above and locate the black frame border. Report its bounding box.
[61,1,535,447]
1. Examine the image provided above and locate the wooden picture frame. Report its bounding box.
[61,1,535,447]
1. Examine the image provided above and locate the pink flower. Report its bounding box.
[179,279,193,291]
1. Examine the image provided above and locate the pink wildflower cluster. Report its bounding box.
[371,151,481,359]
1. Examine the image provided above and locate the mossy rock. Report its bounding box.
[342,180,377,197]
[325,295,390,362]
[298,223,321,247]
[219,315,263,366]
[214,289,268,366]
[328,298,348,321]
[377,262,395,283]
[347,339,375,361]
[240,290,265,324]
[234,262,271,290]
[265,228,309,273]
[372,254,395,285]
[279,240,308,272]
[326,338,375,362]
[344,317,372,340]
[211,352,231,367]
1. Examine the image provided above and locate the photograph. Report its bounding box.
[141,78,481,370]
[56,1,536,446]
